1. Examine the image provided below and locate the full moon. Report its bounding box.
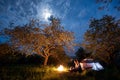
[42,8,52,21]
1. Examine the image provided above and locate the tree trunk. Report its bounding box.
[44,56,49,66]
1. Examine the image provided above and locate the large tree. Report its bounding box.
[3,17,74,65]
[83,15,120,64]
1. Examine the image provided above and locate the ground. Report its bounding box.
[0,65,120,80]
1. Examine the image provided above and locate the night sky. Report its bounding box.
[0,0,120,44]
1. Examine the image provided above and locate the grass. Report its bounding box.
[0,65,120,80]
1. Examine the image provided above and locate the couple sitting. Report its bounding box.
[69,59,82,72]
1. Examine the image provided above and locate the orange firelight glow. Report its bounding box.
[57,65,64,72]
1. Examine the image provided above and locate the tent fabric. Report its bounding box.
[92,62,104,71]
[80,58,104,71]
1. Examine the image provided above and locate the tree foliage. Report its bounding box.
[0,43,22,65]
[96,0,120,11]
[75,47,91,61]
[48,45,70,66]
[0,43,13,55]
[83,15,120,64]
[3,17,74,65]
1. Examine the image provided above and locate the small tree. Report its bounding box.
[0,43,20,64]
[4,17,74,65]
[0,43,13,55]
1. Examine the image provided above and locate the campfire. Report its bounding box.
[57,65,64,71]
[57,65,68,72]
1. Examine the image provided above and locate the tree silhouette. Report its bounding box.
[83,15,120,64]
[75,47,92,61]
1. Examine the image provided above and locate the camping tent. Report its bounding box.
[80,58,104,71]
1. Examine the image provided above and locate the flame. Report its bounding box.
[57,65,64,72]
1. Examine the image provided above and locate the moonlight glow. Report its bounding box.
[42,8,52,21]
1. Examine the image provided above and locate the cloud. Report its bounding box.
[0,0,72,28]
[42,0,71,19]
[78,9,87,18]
[61,0,71,19]
[56,0,71,19]
[0,0,42,28]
